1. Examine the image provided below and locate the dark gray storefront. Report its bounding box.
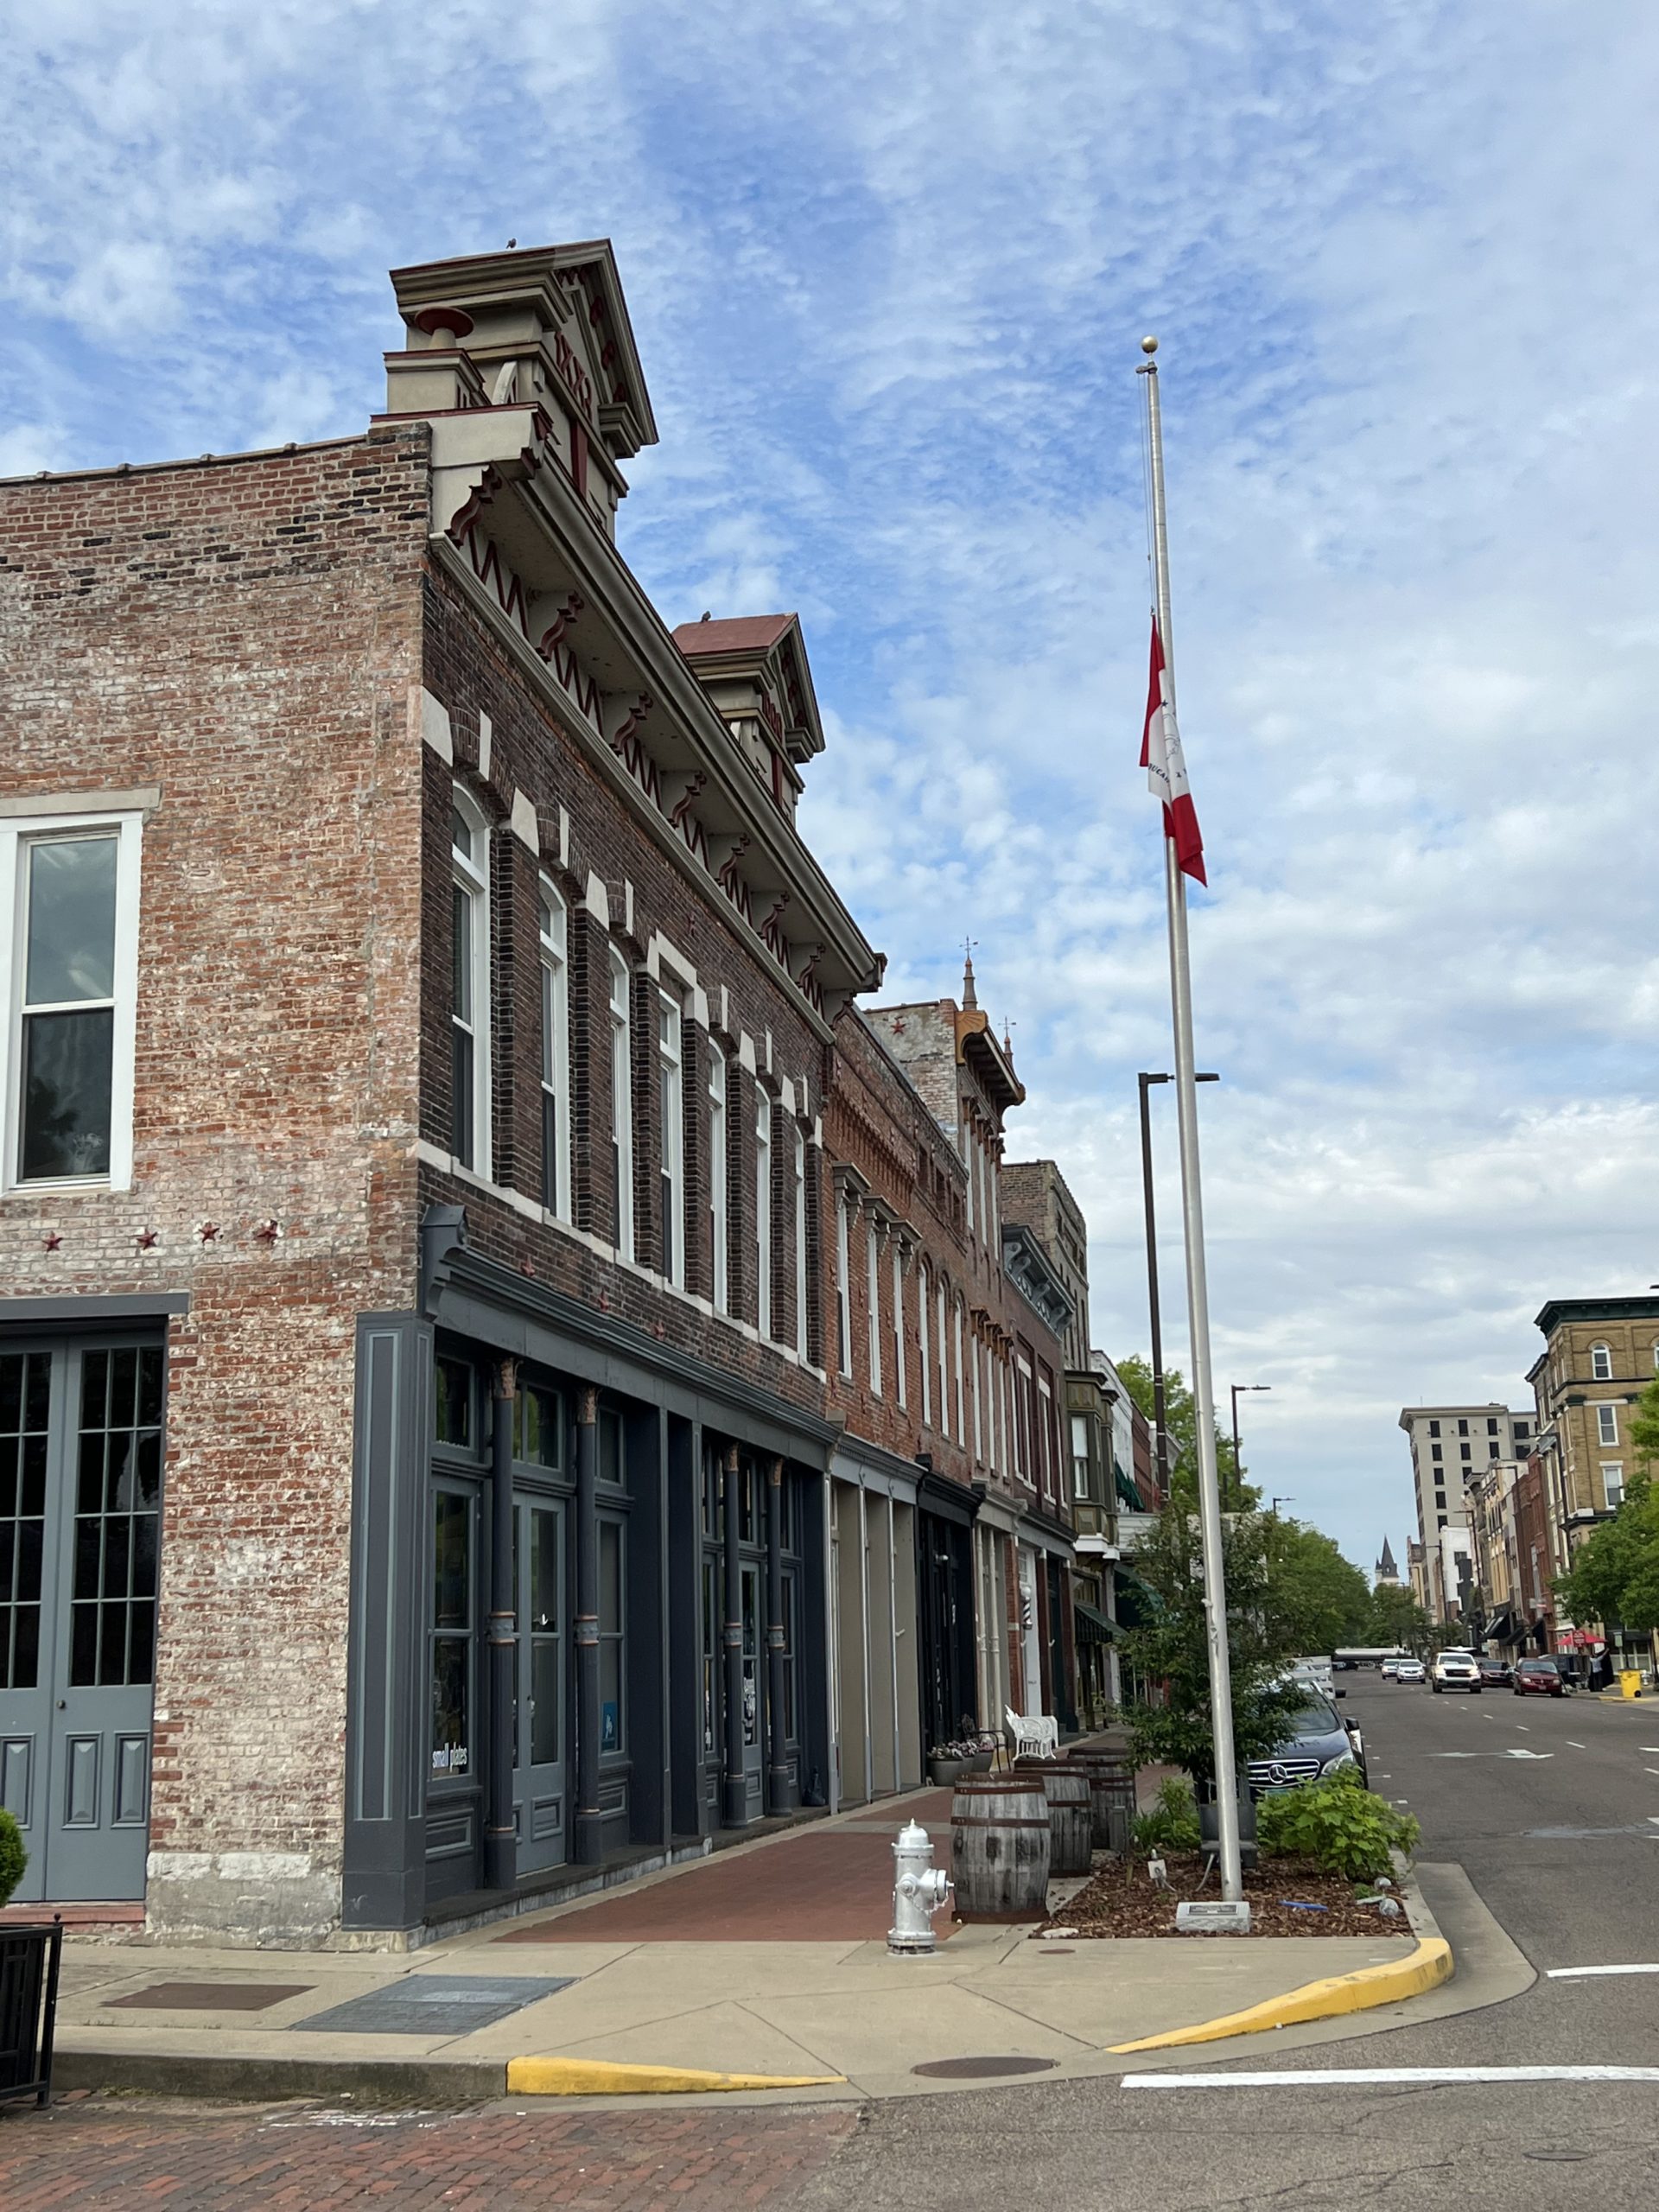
[340,1213,835,1936]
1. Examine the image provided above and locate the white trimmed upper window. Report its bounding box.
[937,1277,949,1433]
[867,1221,882,1395]
[755,1086,772,1338]
[709,1044,728,1313]
[1591,1343,1612,1381]
[953,1297,966,1442]
[1597,1402,1618,1447]
[918,1262,932,1425]
[793,1125,808,1358]
[3,814,142,1191]
[1602,1463,1625,1509]
[835,1195,851,1377]
[538,879,570,1220]
[658,988,684,1288]
[449,793,491,1175]
[970,1330,983,1459]
[892,1243,906,1408]
[608,950,632,1261]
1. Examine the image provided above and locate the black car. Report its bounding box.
[1247,1689,1369,1796]
[1478,1657,1512,1688]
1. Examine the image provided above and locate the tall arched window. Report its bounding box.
[657,988,683,1287]
[538,879,569,1219]
[793,1125,808,1358]
[936,1275,949,1434]
[608,950,632,1261]
[709,1044,728,1313]
[449,792,490,1174]
[1591,1343,1612,1381]
[918,1262,931,1425]
[755,1086,772,1338]
[953,1297,966,1442]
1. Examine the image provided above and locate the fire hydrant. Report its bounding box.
[888,1819,951,1954]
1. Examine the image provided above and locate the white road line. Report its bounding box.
[1646,1769,1659,1778]
[1514,1724,1529,1732]
[1548,1964,1659,1980]
[1122,2067,1659,2089]
[1642,1746,1659,1753]
[1567,1741,1586,1749]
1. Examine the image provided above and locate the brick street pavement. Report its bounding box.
[0,2094,860,2209]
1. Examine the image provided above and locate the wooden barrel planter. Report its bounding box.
[950,1775,1051,1923]
[1068,1753,1136,1853]
[1039,1766,1094,1875]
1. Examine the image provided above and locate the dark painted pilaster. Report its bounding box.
[483,1357,518,1891]
[766,1457,789,1813]
[721,1443,747,1827]
[666,1418,706,1839]
[574,1384,604,1863]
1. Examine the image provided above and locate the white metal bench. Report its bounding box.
[1004,1707,1058,1760]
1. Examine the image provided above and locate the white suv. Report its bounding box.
[1432,1649,1482,1694]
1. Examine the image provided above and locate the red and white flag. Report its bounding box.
[1140,616,1206,886]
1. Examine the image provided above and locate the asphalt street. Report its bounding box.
[783,1675,1659,2211]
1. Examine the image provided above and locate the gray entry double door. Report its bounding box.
[0,1338,162,1904]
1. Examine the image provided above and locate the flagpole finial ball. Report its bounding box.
[1141,334,1159,355]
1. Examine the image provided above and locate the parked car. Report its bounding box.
[1432,1650,1483,1694]
[1395,1658,1426,1683]
[1515,1657,1567,1698]
[1478,1657,1512,1688]
[1380,1658,1401,1679]
[1247,1689,1369,1795]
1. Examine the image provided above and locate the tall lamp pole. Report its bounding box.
[1230,1383,1271,1509]
[1138,1069,1217,1494]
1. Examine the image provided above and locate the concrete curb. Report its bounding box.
[51,2049,508,2106]
[1107,1936,1454,2053]
[505,2057,847,2096]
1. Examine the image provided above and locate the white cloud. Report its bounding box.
[3,0,1656,1567]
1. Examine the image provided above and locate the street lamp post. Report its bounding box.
[1138,1069,1218,1492]
[1229,1383,1270,1508]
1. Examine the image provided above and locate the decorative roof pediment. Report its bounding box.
[1001,1222,1074,1337]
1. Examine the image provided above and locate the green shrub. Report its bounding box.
[1255,1769,1421,1879]
[0,1808,25,1908]
[1132,1775,1201,1855]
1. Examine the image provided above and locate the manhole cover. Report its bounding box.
[912,2056,1058,2079]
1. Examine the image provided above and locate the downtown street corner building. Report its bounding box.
[0,241,1095,1944]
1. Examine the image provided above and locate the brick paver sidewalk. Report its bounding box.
[0,2094,858,2209]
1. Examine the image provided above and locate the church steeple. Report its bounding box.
[1375,1535,1401,1587]
[962,944,978,1010]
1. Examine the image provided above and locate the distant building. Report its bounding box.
[1396,1402,1536,1618]
[1374,1535,1402,1589]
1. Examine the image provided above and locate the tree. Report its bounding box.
[1555,1478,1659,1636]
[1115,1355,1252,1506]
[1633,1371,1659,1474]
[1268,1519,1375,1653]
[1116,1499,1306,1789]
[1367,1581,1431,1654]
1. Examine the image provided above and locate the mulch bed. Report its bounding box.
[1039,1852,1414,1940]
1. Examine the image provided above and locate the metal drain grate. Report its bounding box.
[109,1982,313,2012]
[295,1974,575,2036]
[912,2056,1058,2079]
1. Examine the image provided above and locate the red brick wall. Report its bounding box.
[0,432,432,1936]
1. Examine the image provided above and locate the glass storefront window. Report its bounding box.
[435,1357,472,1448]
[701,1556,718,1757]
[599,1517,625,1753]
[69,1345,164,1688]
[528,1505,560,1768]
[431,1491,472,1779]
[514,1382,561,1469]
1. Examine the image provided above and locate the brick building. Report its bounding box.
[0,242,890,1942]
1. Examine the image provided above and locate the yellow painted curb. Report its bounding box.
[505,2056,847,2096]
[1109,1936,1453,2053]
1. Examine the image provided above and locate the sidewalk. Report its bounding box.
[42,1773,1448,2104]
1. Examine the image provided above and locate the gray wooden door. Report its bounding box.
[513,1495,567,1874]
[0,1338,162,1904]
[740,1562,764,1819]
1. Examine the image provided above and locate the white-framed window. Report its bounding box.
[1038,1373,1055,1495]
[962,1122,975,1236]
[867,1221,882,1395]
[2,812,142,1192]
[709,1043,728,1313]
[1591,1343,1612,1381]
[1602,1462,1625,1509]
[953,1297,966,1443]
[449,793,492,1175]
[918,1262,931,1425]
[657,988,683,1287]
[608,949,632,1261]
[538,879,569,1220]
[936,1277,949,1434]
[892,1244,906,1408]
[970,1325,983,1459]
[835,1195,851,1377]
[1652,1342,1659,1370]
[755,1086,772,1338]
[1597,1402,1619,1447]
[1071,1413,1090,1500]
[793,1126,808,1358]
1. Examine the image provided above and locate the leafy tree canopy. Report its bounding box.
[1553,1376,1659,1633]
[1114,1355,1254,1506]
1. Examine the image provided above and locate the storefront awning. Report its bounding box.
[1113,1571,1156,1631]
[1484,1609,1515,1645]
[1114,1463,1142,1510]
[1075,1600,1116,1645]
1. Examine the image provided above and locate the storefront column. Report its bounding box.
[574,1385,604,1864]
[721,1445,747,1827]
[484,1358,518,1891]
[766,1457,789,1813]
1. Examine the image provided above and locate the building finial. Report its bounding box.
[962,936,978,1009]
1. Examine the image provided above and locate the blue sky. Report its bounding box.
[7,1,1658,1569]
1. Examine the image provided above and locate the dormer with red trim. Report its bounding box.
[671,613,825,822]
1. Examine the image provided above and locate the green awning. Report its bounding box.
[1075,1600,1117,1645]
[1114,1461,1142,1510]
[1114,1571,1155,1631]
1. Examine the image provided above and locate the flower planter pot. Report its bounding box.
[0,1921,63,2109]
[966,1751,994,1775]
[930,1758,965,1788]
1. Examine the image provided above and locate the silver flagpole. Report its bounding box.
[1138,337,1244,1910]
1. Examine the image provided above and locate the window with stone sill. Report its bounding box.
[538,880,571,1221]
[2,813,143,1192]
[449,793,491,1176]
